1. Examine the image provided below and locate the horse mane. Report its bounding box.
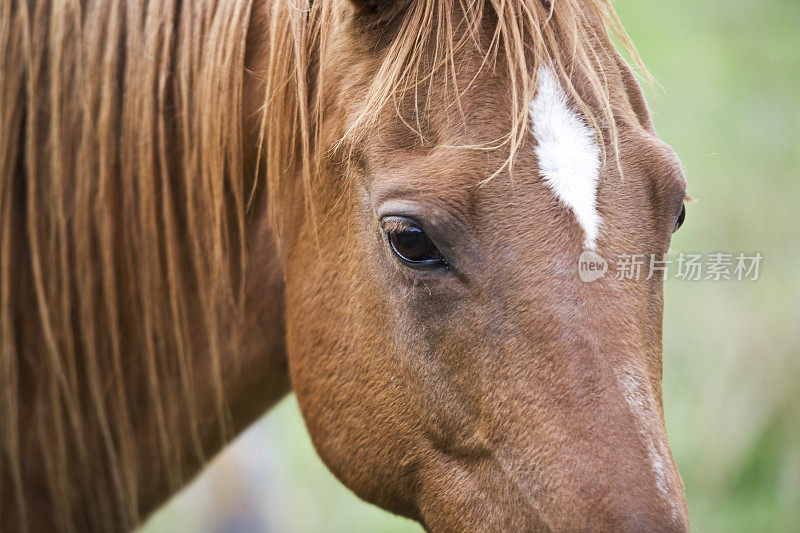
[1,0,645,530]
[1,0,252,530]
[261,0,647,233]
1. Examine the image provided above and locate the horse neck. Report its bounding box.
[0,0,290,528]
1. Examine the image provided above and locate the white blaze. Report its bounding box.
[616,363,681,520]
[529,67,602,249]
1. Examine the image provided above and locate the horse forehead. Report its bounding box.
[528,66,602,249]
[524,66,685,246]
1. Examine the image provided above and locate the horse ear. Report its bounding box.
[348,0,409,23]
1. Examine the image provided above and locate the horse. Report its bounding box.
[0,0,691,530]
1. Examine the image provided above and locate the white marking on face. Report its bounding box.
[529,67,602,249]
[616,363,680,520]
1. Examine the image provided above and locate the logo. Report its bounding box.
[578,249,608,283]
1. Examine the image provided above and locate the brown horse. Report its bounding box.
[1,0,690,530]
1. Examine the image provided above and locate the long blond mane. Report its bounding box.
[1,1,252,530]
[1,0,645,530]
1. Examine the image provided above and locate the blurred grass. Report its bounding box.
[142,1,800,531]
[618,0,800,531]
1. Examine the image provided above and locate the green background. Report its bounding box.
[143,0,800,530]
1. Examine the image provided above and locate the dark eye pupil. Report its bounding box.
[389,226,437,262]
[674,204,686,233]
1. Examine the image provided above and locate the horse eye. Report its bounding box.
[383,218,445,267]
[674,203,686,233]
